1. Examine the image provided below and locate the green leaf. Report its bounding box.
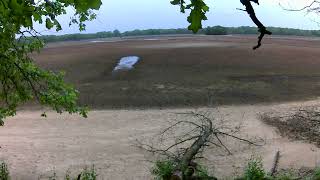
[33,12,42,22]
[171,0,186,13]
[88,0,102,10]
[202,5,209,12]
[186,0,209,33]
[24,16,33,28]
[53,19,62,31]
[9,0,20,11]
[170,0,181,5]
[46,18,54,29]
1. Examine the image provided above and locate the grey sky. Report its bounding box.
[38,0,320,35]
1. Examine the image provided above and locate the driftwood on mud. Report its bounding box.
[137,111,262,179]
[270,151,281,177]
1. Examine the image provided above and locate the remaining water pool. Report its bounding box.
[113,56,140,72]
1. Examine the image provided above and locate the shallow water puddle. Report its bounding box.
[143,38,160,41]
[90,40,105,43]
[113,56,140,72]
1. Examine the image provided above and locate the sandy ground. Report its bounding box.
[1,100,320,179]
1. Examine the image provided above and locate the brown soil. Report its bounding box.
[30,35,320,109]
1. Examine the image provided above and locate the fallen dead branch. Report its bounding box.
[137,110,263,179]
[270,151,281,177]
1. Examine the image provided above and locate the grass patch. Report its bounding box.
[151,160,176,180]
[151,159,214,180]
[243,157,267,180]
[0,161,10,180]
[47,165,97,180]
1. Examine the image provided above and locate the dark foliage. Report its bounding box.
[204,26,228,35]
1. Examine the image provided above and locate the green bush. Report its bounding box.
[243,157,266,180]
[0,161,10,180]
[78,166,97,180]
[151,160,176,180]
[310,167,320,180]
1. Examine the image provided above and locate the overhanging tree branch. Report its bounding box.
[239,0,272,50]
[279,0,320,12]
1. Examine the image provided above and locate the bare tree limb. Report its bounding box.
[279,1,320,12]
[138,111,261,179]
[240,0,272,49]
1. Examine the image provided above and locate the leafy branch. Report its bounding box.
[0,0,102,125]
[171,0,209,33]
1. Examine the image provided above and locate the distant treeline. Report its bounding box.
[205,26,320,36]
[39,29,192,43]
[39,26,320,43]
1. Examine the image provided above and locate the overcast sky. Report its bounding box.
[37,0,320,35]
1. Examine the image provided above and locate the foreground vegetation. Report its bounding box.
[0,161,98,180]
[2,157,320,179]
[152,157,320,180]
[38,26,320,43]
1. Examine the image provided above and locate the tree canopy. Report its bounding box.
[0,0,104,125]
